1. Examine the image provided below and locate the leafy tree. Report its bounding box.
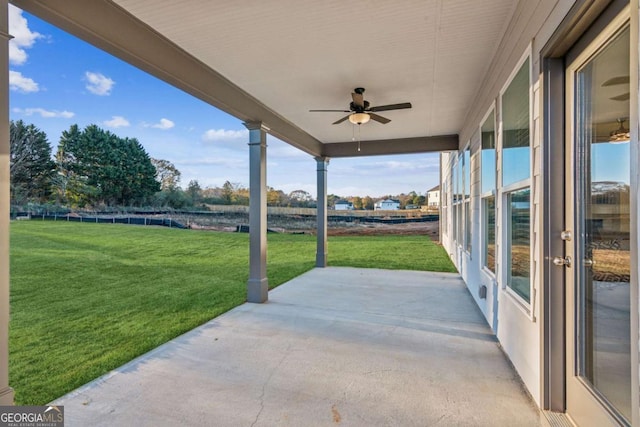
[55,124,99,207]
[151,158,181,191]
[10,120,55,204]
[186,180,202,205]
[288,189,314,207]
[152,188,190,209]
[352,196,363,210]
[218,181,249,205]
[267,187,287,206]
[221,181,235,205]
[234,186,250,205]
[56,124,160,206]
[362,196,374,210]
[413,194,426,206]
[327,194,340,208]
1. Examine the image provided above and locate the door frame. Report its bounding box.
[540,0,638,423]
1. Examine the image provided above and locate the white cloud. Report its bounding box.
[201,128,248,142]
[8,5,42,65]
[9,70,39,93]
[178,157,245,168]
[103,116,130,128]
[13,107,74,118]
[84,71,115,95]
[150,118,175,130]
[267,141,309,160]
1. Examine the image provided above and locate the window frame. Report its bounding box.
[451,155,459,243]
[498,46,533,310]
[463,142,472,254]
[480,104,497,276]
[441,175,449,238]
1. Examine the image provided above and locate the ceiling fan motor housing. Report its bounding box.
[350,100,370,112]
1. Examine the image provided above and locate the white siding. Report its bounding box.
[440,0,577,406]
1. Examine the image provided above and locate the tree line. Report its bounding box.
[9,120,428,211]
[11,120,159,208]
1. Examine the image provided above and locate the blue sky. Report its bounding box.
[8,5,440,198]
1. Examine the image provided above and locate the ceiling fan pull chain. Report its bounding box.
[357,125,361,152]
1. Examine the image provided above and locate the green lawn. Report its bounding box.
[10,221,455,405]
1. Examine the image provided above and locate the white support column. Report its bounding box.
[315,157,329,267]
[0,0,14,405]
[244,122,268,303]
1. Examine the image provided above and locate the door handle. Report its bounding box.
[553,256,572,267]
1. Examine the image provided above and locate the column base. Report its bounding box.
[316,252,328,268]
[0,386,14,405]
[247,278,268,303]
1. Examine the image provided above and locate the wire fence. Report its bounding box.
[13,210,439,231]
[19,213,188,229]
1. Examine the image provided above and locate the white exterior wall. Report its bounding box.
[334,203,353,211]
[427,190,440,207]
[439,0,577,406]
[374,200,400,210]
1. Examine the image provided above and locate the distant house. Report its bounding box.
[374,199,400,211]
[426,185,440,209]
[334,200,354,211]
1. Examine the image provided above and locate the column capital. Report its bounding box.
[244,122,268,146]
[314,156,330,164]
[243,121,270,132]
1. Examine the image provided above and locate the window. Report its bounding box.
[483,196,496,272]
[507,188,530,301]
[457,156,464,245]
[502,57,530,187]
[501,53,531,303]
[481,110,496,273]
[463,147,471,253]
[441,178,448,235]
[457,155,463,245]
[452,158,459,242]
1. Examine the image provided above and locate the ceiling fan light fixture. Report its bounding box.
[610,117,630,143]
[349,112,370,125]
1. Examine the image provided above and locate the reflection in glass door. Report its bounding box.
[566,23,631,425]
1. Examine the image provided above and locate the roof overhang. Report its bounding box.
[11,0,516,158]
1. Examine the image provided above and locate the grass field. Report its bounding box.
[10,221,455,405]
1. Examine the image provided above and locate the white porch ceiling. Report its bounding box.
[12,0,518,156]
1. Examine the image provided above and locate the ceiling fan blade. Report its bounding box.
[610,92,630,101]
[602,76,630,86]
[332,115,351,125]
[309,109,351,112]
[352,92,365,109]
[369,113,391,124]
[369,102,412,112]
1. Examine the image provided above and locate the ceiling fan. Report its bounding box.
[309,87,412,125]
[602,75,629,101]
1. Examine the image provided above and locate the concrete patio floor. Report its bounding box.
[53,267,543,426]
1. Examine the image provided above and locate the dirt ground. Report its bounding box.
[190,220,440,240]
[327,221,440,240]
